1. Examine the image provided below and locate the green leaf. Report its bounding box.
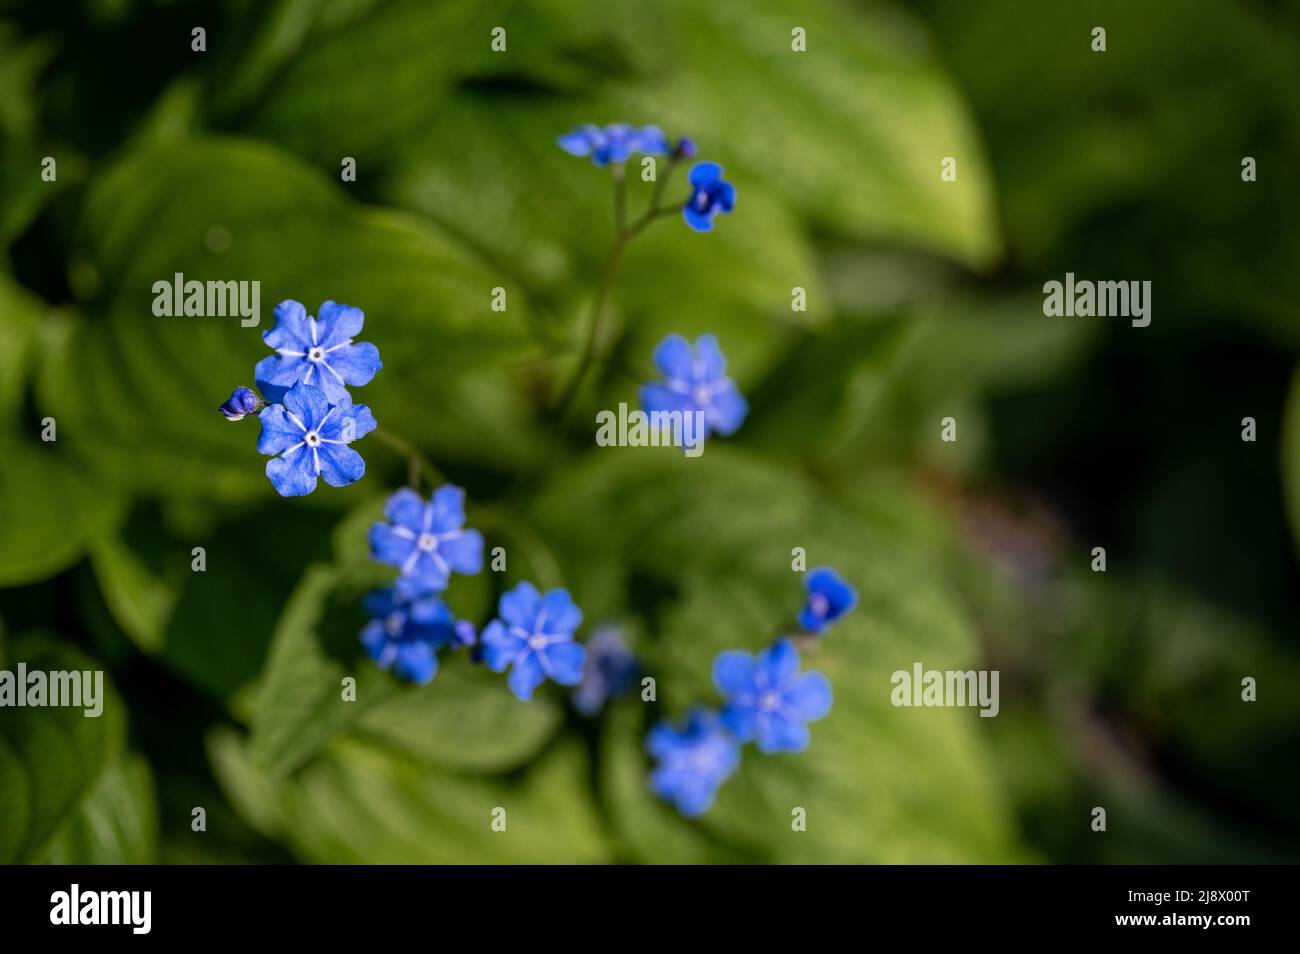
[0,276,44,423]
[37,136,548,501]
[249,549,562,776]
[0,634,155,863]
[213,729,611,863]
[531,448,1022,861]
[0,438,124,587]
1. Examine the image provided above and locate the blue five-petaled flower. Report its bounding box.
[640,333,748,440]
[683,162,735,232]
[255,299,382,404]
[481,582,587,702]
[799,567,858,634]
[257,381,376,497]
[360,588,471,685]
[370,486,485,599]
[557,123,670,165]
[647,708,742,817]
[714,639,833,753]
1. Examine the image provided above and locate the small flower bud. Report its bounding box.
[219,386,265,421]
[674,137,698,159]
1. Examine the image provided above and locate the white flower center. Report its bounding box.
[528,634,548,651]
[308,347,325,362]
[692,748,716,771]
[759,690,782,712]
[693,384,713,405]
[384,613,404,636]
[417,532,438,552]
[304,431,321,447]
[810,593,830,616]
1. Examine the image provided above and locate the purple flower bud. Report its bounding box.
[219,386,264,421]
[674,137,698,159]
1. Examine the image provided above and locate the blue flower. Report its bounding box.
[639,333,748,440]
[218,386,264,421]
[369,486,484,598]
[682,161,735,232]
[572,626,639,715]
[714,639,832,753]
[481,582,586,701]
[360,588,461,685]
[647,708,741,817]
[257,381,375,497]
[799,567,857,634]
[255,299,382,404]
[674,137,698,159]
[557,124,670,165]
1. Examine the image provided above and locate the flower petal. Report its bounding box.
[428,484,466,532]
[325,341,382,388]
[713,650,759,699]
[704,381,747,436]
[262,300,311,351]
[440,529,483,574]
[507,651,545,701]
[557,125,598,156]
[540,641,586,685]
[683,205,714,232]
[266,444,318,497]
[369,522,417,568]
[499,581,541,629]
[784,671,833,722]
[652,334,693,381]
[719,702,757,742]
[760,639,801,688]
[692,334,727,381]
[384,488,425,532]
[480,620,523,672]
[253,354,307,404]
[755,713,810,753]
[537,588,582,636]
[316,442,366,488]
[315,301,365,348]
[282,381,330,430]
[393,641,438,685]
[256,404,303,456]
[689,161,723,188]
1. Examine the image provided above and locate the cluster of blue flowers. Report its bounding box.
[219,299,381,497]
[647,567,856,817]
[557,121,735,233]
[216,123,857,821]
[361,485,483,684]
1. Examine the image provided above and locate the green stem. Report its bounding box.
[549,158,685,420]
[370,428,443,489]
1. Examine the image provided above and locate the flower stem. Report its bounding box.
[549,157,684,420]
[370,428,443,489]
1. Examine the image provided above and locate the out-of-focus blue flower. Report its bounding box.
[799,567,857,634]
[639,333,748,440]
[481,582,586,701]
[572,626,639,715]
[674,137,698,159]
[647,708,741,817]
[682,161,735,232]
[360,588,461,685]
[257,381,375,497]
[369,486,484,598]
[219,386,264,421]
[557,124,670,165]
[714,639,832,753]
[255,300,382,404]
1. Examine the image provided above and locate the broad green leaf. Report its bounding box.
[0,634,155,863]
[27,755,158,864]
[0,438,124,586]
[91,502,338,700]
[0,275,43,424]
[213,730,611,863]
[37,136,548,502]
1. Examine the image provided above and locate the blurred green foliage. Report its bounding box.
[0,0,1297,863]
